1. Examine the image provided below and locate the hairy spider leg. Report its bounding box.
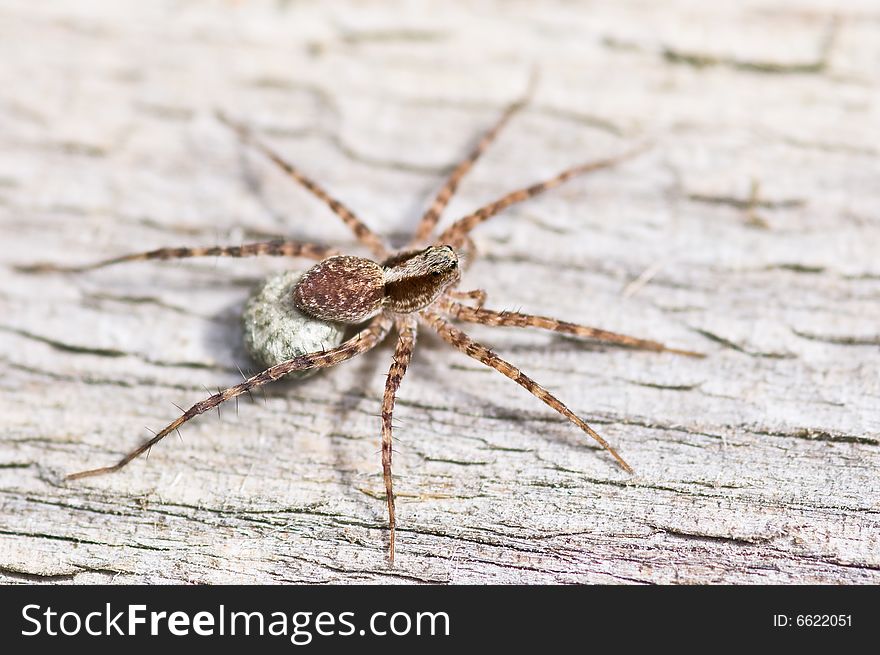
[66,316,393,481]
[217,111,388,258]
[445,288,488,308]
[442,301,704,357]
[30,240,340,273]
[381,316,418,562]
[436,144,651,248]
[411,99,527,245]
[412,68,539,246]
[420,311,634,474]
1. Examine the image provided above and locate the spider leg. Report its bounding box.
[441,301,703,357]
[420,311,633,474]
[381,316,418,562]
[217,112,388,258]
[436,143,651,248]
[66,316,392,481]
[456,235,478,269]
[445,288,488,309]
[410,98,528,246]
[24,240,339,273]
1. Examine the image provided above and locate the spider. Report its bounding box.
[61,97,701,562]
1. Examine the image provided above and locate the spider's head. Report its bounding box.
[382,245,461,313]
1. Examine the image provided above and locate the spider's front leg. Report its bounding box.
[380,316,418,563]
[20,240,339,273]
[436,144,651,249]
[66,316,392,481]
[441,301,703,357]
[420,310,634,473]
[410,97,528,246]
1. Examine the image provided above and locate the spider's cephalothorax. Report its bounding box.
[292,245,461,323]
[59,99,702,563]
[381,245,461,314]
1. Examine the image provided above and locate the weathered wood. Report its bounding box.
[0,0,878,584]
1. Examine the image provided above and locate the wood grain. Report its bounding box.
[0,0,878,584]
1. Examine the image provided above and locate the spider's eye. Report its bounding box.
[432,270,442,277]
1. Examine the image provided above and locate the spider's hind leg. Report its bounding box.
[217,111,388,258]
[380,316,418,563]
[66,316,391,481]
[22,240,339,273]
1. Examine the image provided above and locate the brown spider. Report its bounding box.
[62,98,701,562]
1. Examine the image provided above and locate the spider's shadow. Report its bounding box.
[325,338,394,547]
[495,334,626,357]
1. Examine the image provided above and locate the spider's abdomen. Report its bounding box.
[242,270,346,376]
[293,255,385,324]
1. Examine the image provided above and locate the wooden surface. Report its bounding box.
[1,0,878,584]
